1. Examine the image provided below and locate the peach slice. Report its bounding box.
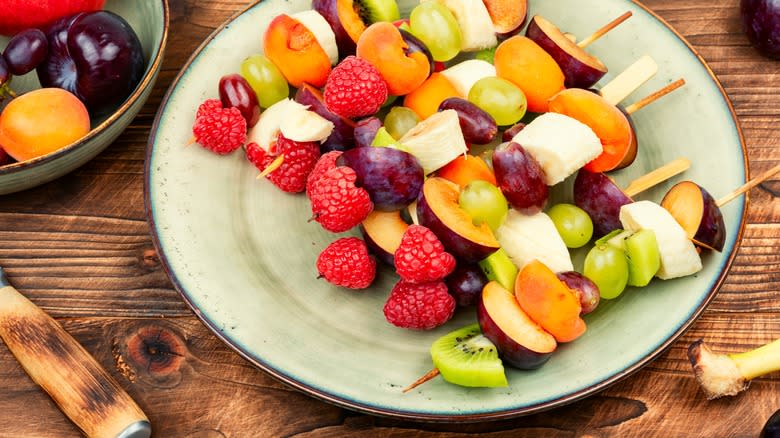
[403,73,460,119]
[548,88,634,173]
[515,260,586,343]
[482,0,527,35]
[661,181,726,252]
[0,88,90,162]
[357,22,430,96]
[360,210,409,266]
[263,14,332,88]
[494,36,565,114]
[437,154,496,188]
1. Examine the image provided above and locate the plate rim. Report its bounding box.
[144,0,749,422]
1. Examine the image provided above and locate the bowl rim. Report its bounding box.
[0,0,170,176]
[144,0,749,422]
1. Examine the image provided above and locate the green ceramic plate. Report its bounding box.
[146,0,747,421]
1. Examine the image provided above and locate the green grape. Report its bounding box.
[548,204,594,249]
[384,107,419,139]
[409,2,462,62]
[583,244,629,300]
[468,77,527,126]
[475,47,496,64]
[240,54,289,108]
[459,180,509,231]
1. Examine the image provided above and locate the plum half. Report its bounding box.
[661,181,726,252]
[360,210,408,266]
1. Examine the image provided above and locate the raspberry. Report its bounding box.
[316,237,376,289]
[192,104,247,154]
[383,280,455,330]
[324,56,388,119]
[394,225,456,283]
[195,98,223,120]
[247,134,320,193]
[306,151,342,198]
[309,166,373,233]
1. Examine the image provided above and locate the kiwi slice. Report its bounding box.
[479,249,517,292]
[625,229,661,287]
[354,0,400,25]
[595,229,633,249]
[430,324,508,388]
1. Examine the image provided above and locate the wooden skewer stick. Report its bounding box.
[623,157,692,198]
[716,163,780,207]
[578,11,633,48]
[600,55,659,106]
[403,368,440,393]
[624,79,686,115]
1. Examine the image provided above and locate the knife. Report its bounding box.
[0,267,151,438]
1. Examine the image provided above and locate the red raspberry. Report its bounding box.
[306,151,342,198]
[394,225,456,284]
[309,166,373,233]
[192,104,247,154]
[246,134,320,193]
[383,280,455,330]
[324,56,388,119]
[195,98,223,120]
[316,237,376,289]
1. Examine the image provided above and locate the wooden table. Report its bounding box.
[0,0,778,436]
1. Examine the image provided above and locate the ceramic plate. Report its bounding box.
[146,0,747,420]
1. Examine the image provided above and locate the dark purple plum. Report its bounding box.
[3,29,48,75]
[661,181,726,252]
[502,122,526,142]
[337,147,424,211]
[557,271,600,315]
[445,263,488,307]
[37,11,145,116]
[295,83,356,153]
[573,169,632,238]
[741,0,780,59]
[438,97,498,145]
[353,117,382,148]
[0,56,10,94]
[492,142,548,214]
[399,29,434,75]
[219,74,260,128]
[761,409,780,438]
[312,0,357,57]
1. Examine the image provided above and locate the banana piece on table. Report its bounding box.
[619,201,702,280]
[291,11,339,65]
[431,0,497,52]
[400,109,468,174]
[496,210,574,274]
[440,59,496,97]
[512,112,603,186]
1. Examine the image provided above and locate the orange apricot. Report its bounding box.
[437,155,496,188]
[514,260,586,343]
[263,14,332,88]
[403,73,459,119]
[0,88,90,162]
[494,36,565,114]
[356,22,430,96]
[336,0,367,43]
[548,88,635,173]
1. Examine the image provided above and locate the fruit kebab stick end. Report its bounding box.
[577,11,633,49]
[622,157,691,198]
[402,368,440,393]
[624,78,686,115]
[716,162,780,207]
[257,155,285,178]
[600,55,658,106]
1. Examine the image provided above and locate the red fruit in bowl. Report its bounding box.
[324,56,388,119]
[0,0,104,37]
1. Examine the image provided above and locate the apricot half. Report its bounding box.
[0,88,90,162]
[548,88,635,173]
[357,22,430,96]
[263,14,332,88]
[494,36,565,114]
[403,73,459,119]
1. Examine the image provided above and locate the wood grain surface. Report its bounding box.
[0,0,778,436]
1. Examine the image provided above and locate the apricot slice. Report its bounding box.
[437,154,497,188]
[0,88,90,162]
[515,260,585,343]
[357,22,430,96]
[548,88,634,173]
[263,14,332,88]
[494,36,565,114]
[403,73,459,119]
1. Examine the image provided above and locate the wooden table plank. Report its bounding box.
[0,0,778,436]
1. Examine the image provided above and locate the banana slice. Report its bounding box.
[619,201,702,280]
[431,0,497,52]
[292,11,339,65]
[496,210,574,274]
[399,109,468,174]
[280,108,334,143]
[247,99,308,150]
[512,112,602,186]
[440,60,496,97]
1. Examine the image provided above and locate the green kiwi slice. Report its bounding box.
[354,0,400,24]
[479,249,517,292]
[625,229,661,287]
[430,324,508,388]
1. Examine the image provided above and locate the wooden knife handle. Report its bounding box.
[0,270,150,438]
